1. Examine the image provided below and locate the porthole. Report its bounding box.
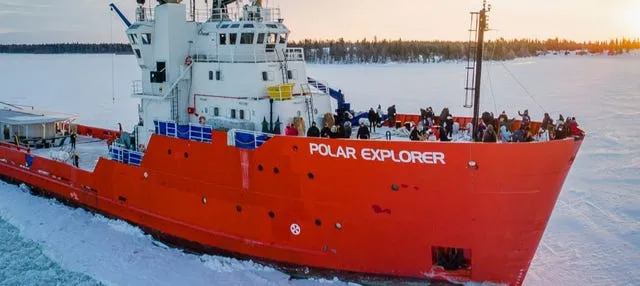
[269,211,275,218]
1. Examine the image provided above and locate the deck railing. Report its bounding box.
[135,6,281,23]
[193,48,305,64]
[227,129,273,150]
[109,143,144,167]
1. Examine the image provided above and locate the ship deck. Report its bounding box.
[30,135,108,172]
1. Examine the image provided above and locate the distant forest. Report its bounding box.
[290,37,640,63]
[1,38,639,62]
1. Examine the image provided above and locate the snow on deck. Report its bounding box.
[30,135,109,172]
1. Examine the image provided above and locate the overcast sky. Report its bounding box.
[0,0,639,44]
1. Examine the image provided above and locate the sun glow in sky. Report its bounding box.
[0,0,638,43]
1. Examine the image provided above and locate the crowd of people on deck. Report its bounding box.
[284,104,584,143]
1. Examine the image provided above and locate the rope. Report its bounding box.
[110,8,116,104]
[485,38,498,115]
[499,61,548,114]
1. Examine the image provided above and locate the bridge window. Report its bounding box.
[256,33,265,44]
[128,34,138,44]
[134,49,141,58]
[142,33,152,45]
[279,33,287,44]
[266,24,278,28]
[229,33,237,45]
[220,24,229,28]
[240,33,254,44]
[243,24,255,28]
[219,33,227,45]
[230,23,240,28]
[267,33,277,44]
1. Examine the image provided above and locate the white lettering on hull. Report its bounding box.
[309,143,446,165]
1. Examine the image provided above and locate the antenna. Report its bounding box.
[470,1,490,141]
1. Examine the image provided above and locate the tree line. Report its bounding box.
[1,38,639,62]
[289,37,640,63]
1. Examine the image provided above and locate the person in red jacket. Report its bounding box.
[285,123,298,136]
[568,117,585,136]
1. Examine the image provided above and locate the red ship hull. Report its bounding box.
[0,118,583,285]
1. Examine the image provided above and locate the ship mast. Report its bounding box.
[469,1,490,141]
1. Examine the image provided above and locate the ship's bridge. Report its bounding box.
[193,20,302,63]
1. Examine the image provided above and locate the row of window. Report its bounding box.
[129,33,152,45]
[218,23,280,29]
[207,70,295,81]
[261,70,295,81]
[219,32,287,45]
[204,107,248,120]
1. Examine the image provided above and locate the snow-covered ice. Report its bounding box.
[1,54,639,285]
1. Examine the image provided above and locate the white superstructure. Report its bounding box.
[123,0,334,147]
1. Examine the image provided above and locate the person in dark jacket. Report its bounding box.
[72,153,80,168]
[70,132,77,149]
[518,109,531,128]
[329,125,341,139]
[357,122,370,139]
[367,108,377,132]
[512,127,525,142]
[387,105,396,127]
[541,113,554,130]
[343,121,352,139]
[482,124,497,142]
[445,115,454,139]
[306,122,320,137]
[498,111,508,124]
[320,123,331,138]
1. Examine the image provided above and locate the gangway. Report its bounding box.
[307,77,350,111]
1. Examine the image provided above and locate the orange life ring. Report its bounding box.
[185,56,193,66]
[199,116,206,124]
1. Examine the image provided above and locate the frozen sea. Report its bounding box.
[0,53,639,285]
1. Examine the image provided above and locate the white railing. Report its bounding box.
[193,48,305,63]
[131,80,143,95]
[132,6,281,23]
[135,7,154,22]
